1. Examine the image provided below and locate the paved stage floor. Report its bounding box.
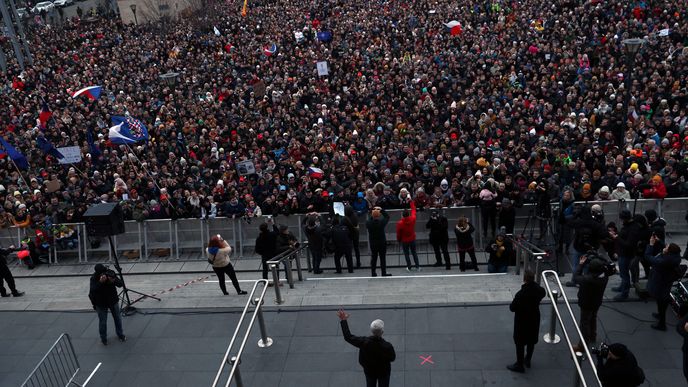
[1,301,685,387]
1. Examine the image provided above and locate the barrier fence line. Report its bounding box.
[130,275,211,304]
[20,333,100,387]
[1,198,685,265]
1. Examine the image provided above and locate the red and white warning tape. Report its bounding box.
[131,275,211,304]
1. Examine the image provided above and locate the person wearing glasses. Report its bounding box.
[206,234,247,296]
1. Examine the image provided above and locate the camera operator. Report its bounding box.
[88,264,125,345]
[534,180,552,241]
[427,210,451,270]
[566,206,608,287]
[572,253,611,352]
[596,343,645,387]
[303,213,325,274]
[609,210,642,301]
[0,245,24,297]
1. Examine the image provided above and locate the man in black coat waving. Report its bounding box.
[507,270,546,373]
[338,309,396,387]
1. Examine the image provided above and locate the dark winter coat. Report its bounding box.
[331,223,353,251]
[426,215,449,244]
[486,238,513,267]
[571,215,608,252]
[340,320,396,376]
[304,223,325,252]
[573,266,608,310]
[454,224,475,250]
[366,210,389,248]
[510,281,546,345]
[645,245,681,300]
[255,225,279,259]
[88,271,123,307]
[617,220,642,258]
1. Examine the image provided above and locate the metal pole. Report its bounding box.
[270,264,283,304]
[535,255,543,284]
[514,240,521,275]
[284,256,295,289]
[229,356,243,387]
[543,289,561,344]
[253,297,273,348]
[305,246,312,273]
[294,249,303,281]
[573,351,584,387]
[174,221,180,259]
[0,0,24,70]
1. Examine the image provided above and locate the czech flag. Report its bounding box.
[263,43,277,56]
[38,102,52,129]
[72,85,102,100]
[308,167,324,179]
[444,20,462,36]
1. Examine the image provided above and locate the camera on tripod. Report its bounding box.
[591,342,609,358]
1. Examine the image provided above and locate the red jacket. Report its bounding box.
[396,201,416,243]
[643,181,667,199]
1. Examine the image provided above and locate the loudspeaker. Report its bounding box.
[83,203,125,237]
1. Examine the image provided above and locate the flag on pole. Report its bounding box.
[213,26,221,36]
[263,43,277,56]
[308,167,324,179]
[38,101,52,129]
[111,115,149,142]
[87,128,101,159]
[444,20,462,35]
[317,31,333,42]
[241,0,247,17]
[108,123,136,144]
[36,136,64,159]
[0,137,29,169]
[72,85,103,100]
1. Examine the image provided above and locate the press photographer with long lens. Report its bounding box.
[88,264,125,346]
[566,206,608,287]
[594,343,645,387]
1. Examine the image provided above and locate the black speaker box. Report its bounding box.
[83,203,125,237]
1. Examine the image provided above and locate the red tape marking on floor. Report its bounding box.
[419,355,434,365]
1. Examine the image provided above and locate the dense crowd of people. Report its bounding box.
[0,0,686,243]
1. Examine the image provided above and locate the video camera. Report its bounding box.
[582,251,616,277]
[591,342,609,358]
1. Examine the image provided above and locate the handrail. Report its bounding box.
[508,234,546,279]
[211,279,272,387]
[266,243,309,304]
[541,270,602,387]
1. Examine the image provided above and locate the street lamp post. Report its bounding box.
[159,72,185,153]
[130,3,137,25]
[621,38,643,146]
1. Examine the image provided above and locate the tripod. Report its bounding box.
[521,211,560,274]
[107,236,160,315]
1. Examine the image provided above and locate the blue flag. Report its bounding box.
[36,136,64,159]
[0,137,28,169]
[110,115,149,143]
[87,128,101,159]
[317,31,333,42]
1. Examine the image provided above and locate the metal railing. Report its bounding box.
[266,243,309,304]
[21,333,101,387]
[1,197,685,264]
[211,279,272,387]
[541,270,602,387]
[509,234,547,280]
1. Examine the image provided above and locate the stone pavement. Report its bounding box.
[0,302,684,387]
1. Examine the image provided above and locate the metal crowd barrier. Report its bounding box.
[508,234,547,280]
[3,197,684,264]
[266,244,309,304]
[211,279,272,387]
[20,333,101,387]
[541,270,603,387]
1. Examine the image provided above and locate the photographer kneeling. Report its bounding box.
[596,343,645,387]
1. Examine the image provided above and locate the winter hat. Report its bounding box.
[441,179,449,187]
[94,264,108,274]
[616,182,625,188]
[599,186,610,193]
[652,175,662,184]
[644,209,658,223]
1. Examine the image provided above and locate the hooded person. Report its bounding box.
[597,343,645,387]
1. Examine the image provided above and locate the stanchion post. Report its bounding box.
[543,289,561,344]
[230,356,243,387]
[270,264,283,304]
[284,256,295,289]
[253,297,273,348]
[305,245,312,272]
[573,351,584,387]
[294,249,304,281]
[535,255,543,284]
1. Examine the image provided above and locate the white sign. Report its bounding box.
[236,160,256,175]
[333,202,345,216]
[294,31,304,42]
[316,61,329,76]
[57,146,82,164]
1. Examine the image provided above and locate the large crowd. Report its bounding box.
[0,0,686,236]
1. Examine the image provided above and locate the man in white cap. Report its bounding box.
[337,309,396,387]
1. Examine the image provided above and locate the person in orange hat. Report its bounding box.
[642,175,667,199]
